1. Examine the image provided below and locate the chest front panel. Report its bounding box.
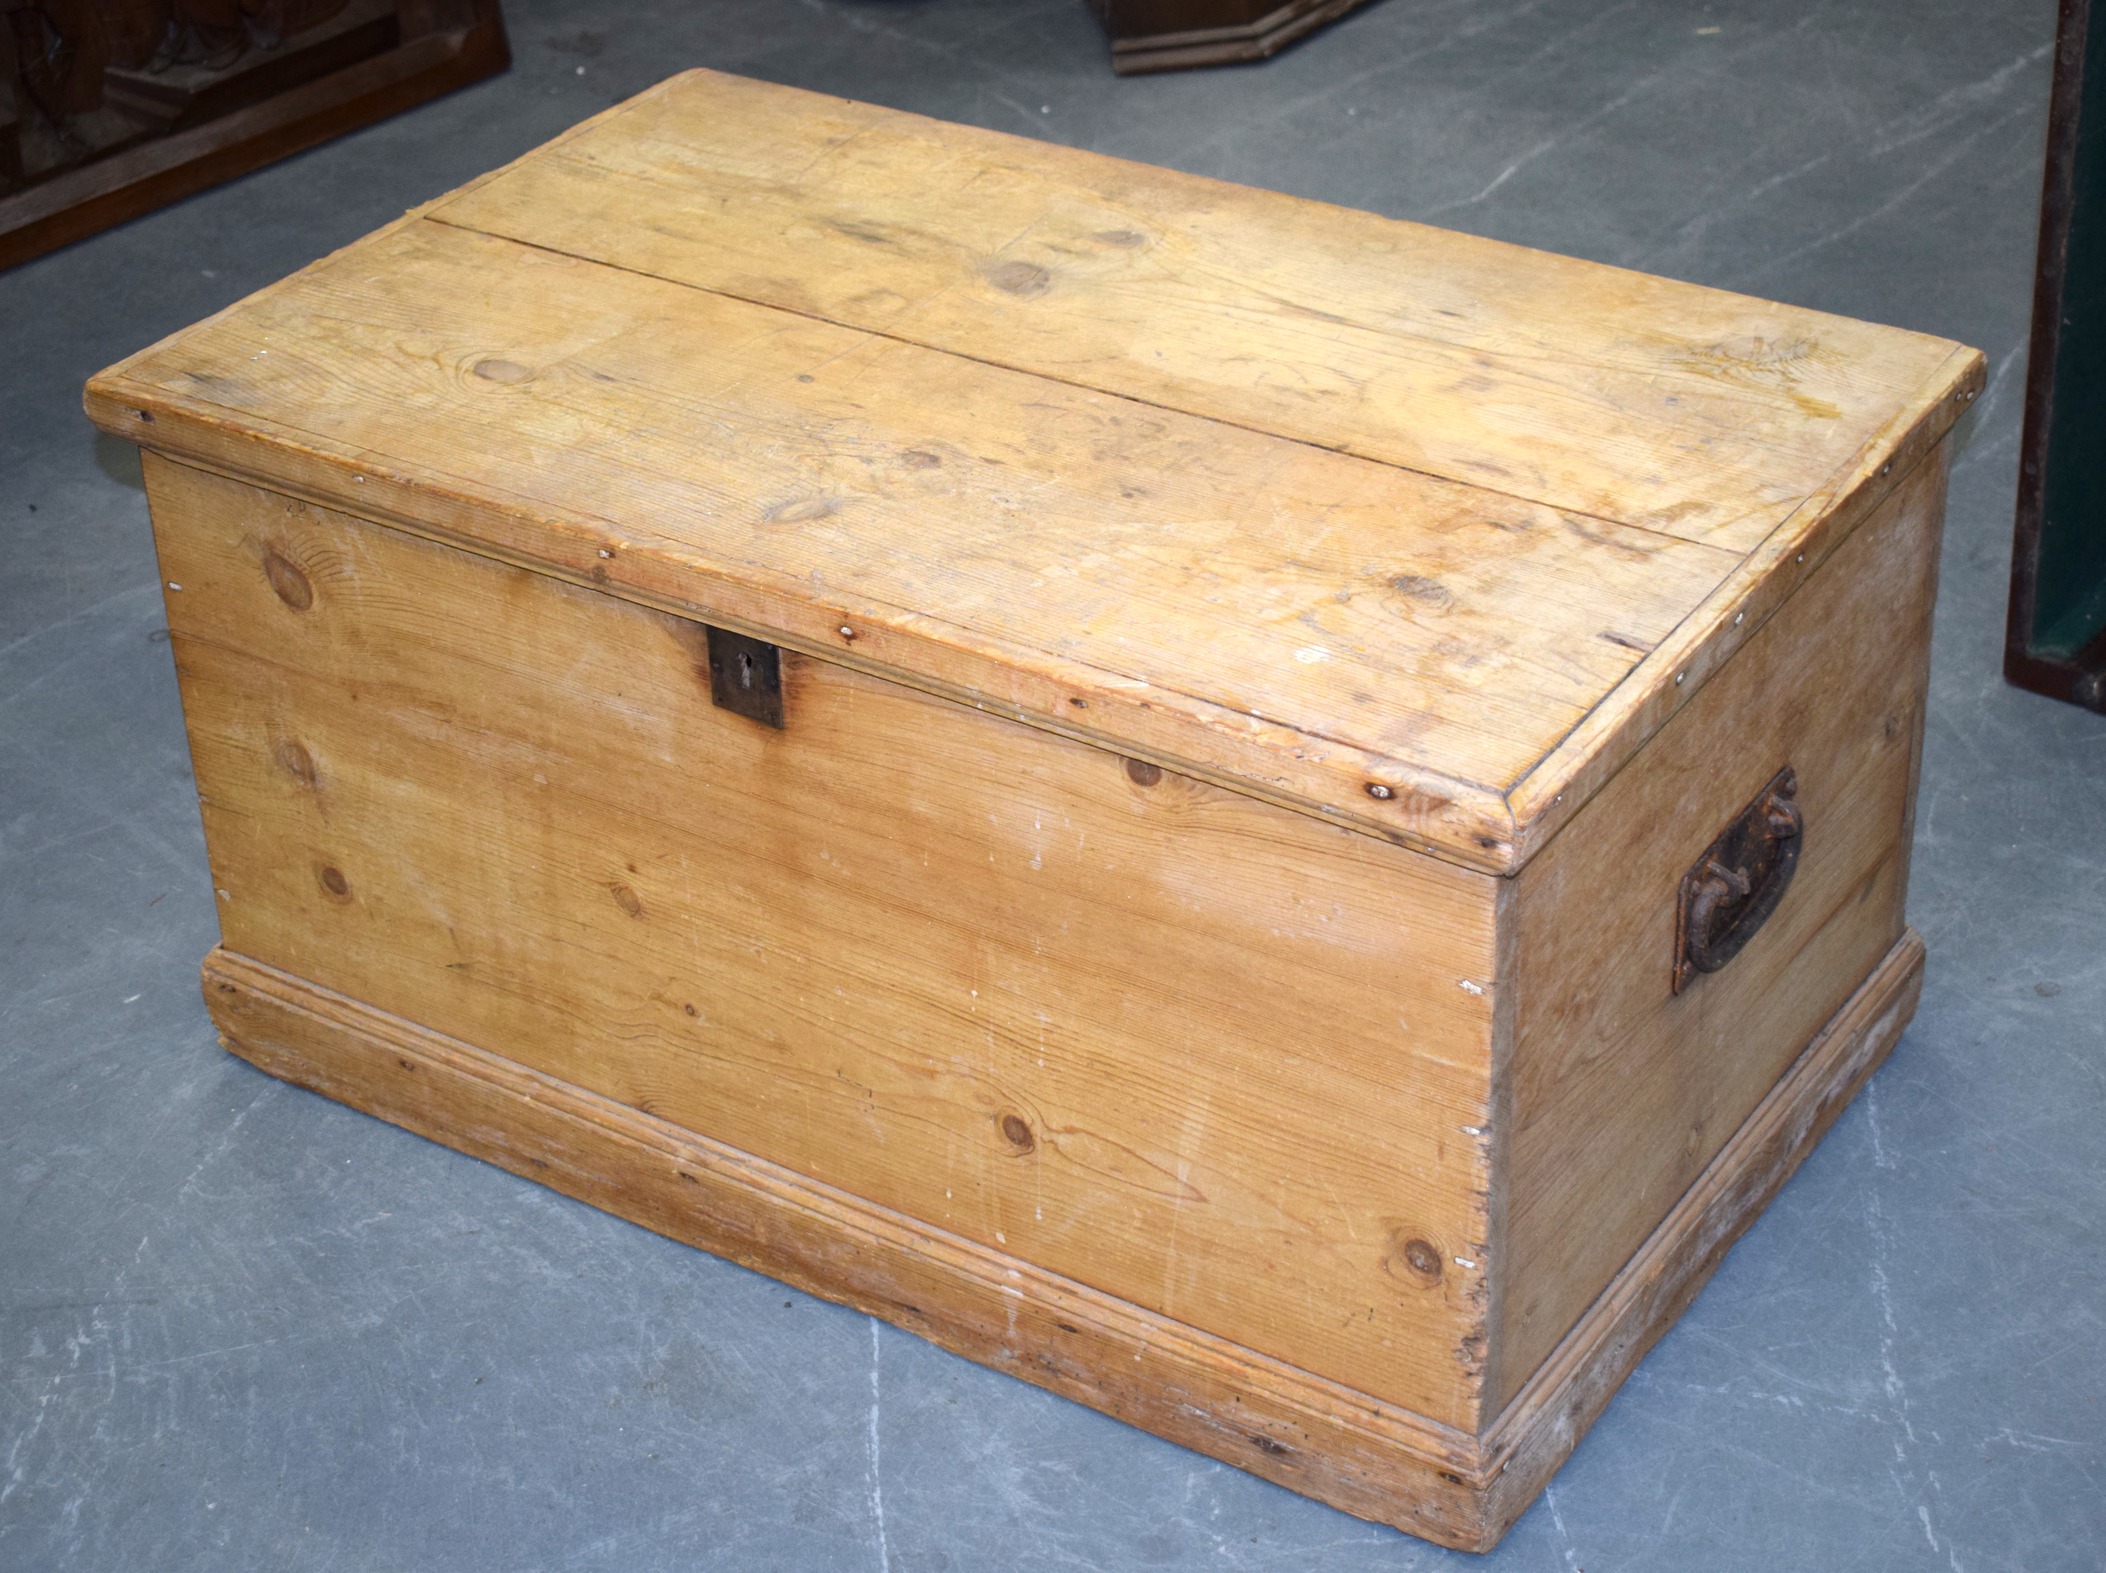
[149,453,1503,1426]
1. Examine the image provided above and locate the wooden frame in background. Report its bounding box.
[0,0,506,271]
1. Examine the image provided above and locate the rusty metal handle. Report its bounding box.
[1673,767,1803,994]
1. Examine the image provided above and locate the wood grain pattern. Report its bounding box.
[1478,928,1923,1537]
[149,452,1502,1424]
[430,69,1969,552]
[82,68,1986,869]
[92,219,1743,870]
[1493,451,1947,1405]
[197,922,1923,1554]
[87,70,1973,1548]
[1503,359,1978,865]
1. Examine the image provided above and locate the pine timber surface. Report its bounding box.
[85,71,1982,1552]
[146,453,1502,1427]
[198,927,1926,1554]
[84,68,1986,874]
[1495,452,1946,1407]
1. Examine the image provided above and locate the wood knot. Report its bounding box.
[473,358,534,384]
[1388,1233,1444,1286]
[1093,229,1147,248]
[1389,574,1453,611]
[984,260,1051,297]
[316,863,351,900]
[900,449,941,469]
[998,1113,1035,1153]
[263,547,313,611]
[1124,758,1162,788]
[273,738,318,790]
[1249,1434,1291,1458]
[609,882,645,919]
[764,496,839,526]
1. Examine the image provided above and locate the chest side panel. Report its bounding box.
[1495,449,1947,1409]
[148,453,1501,1428]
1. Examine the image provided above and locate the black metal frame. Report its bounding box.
[2009,0,2106,711]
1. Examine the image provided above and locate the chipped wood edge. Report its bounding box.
[198,925,1922,1553]
[1505,356,1984,863]
[87,428,1520,872]
[1476,874,1524,1419]
[1475,926,1926,1537]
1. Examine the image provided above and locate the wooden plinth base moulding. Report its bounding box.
[206,933,1924,1549]
[90,70,1981,1552]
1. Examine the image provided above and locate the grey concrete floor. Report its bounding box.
[3,1,2102,1567]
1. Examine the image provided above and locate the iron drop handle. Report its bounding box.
[1672,767,1803,994]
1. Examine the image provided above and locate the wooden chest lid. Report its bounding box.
[86,69,1983,874]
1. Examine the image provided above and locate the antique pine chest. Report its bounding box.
[87,70,1983,1551]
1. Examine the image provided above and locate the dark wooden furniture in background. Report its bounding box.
[1085,0,1375,73]
[2009,0,2106,711]
[0,0,505,270]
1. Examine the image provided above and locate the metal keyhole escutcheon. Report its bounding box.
[705,626,785,728]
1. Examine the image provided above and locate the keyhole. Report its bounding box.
[738,652,755,690]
